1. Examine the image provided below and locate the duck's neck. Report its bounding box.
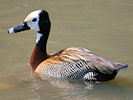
[30,32,49,70]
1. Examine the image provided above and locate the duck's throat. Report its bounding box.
[30,33,48,70]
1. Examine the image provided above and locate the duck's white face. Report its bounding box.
[24,10,41,32]
[8,10,51,44]
[8,10,50,34]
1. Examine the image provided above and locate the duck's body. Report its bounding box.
[34,47,127,81]
[8,10,128,81]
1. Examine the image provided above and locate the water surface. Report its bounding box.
[0,0,133,100]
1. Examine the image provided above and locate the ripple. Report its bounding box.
[13,6,20,10]
[23,4,31,7]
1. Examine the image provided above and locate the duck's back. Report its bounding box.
[35,47,124,81]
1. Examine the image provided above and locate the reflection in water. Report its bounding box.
[31,72,133,100]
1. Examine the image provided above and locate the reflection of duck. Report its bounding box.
[31,76,132,100]
[8,10,128,81]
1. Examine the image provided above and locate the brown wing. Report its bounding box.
[35,47,116,74]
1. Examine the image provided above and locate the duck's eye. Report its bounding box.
[32,18,37,22]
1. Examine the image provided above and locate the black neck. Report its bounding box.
[37,17,51,53]
[36,32,49,54]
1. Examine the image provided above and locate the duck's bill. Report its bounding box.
[8,22,30,34]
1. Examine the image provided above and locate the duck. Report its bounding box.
[8,10,128,81]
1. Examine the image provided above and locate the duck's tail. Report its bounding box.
[112,62,129,72]
[116,64,129,72]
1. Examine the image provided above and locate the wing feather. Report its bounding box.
[35,47,116,76]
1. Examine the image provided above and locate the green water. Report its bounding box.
[0,0,133,100]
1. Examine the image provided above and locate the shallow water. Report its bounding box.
[0,0,133,100]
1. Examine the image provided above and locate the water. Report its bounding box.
[0,0,133,100]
